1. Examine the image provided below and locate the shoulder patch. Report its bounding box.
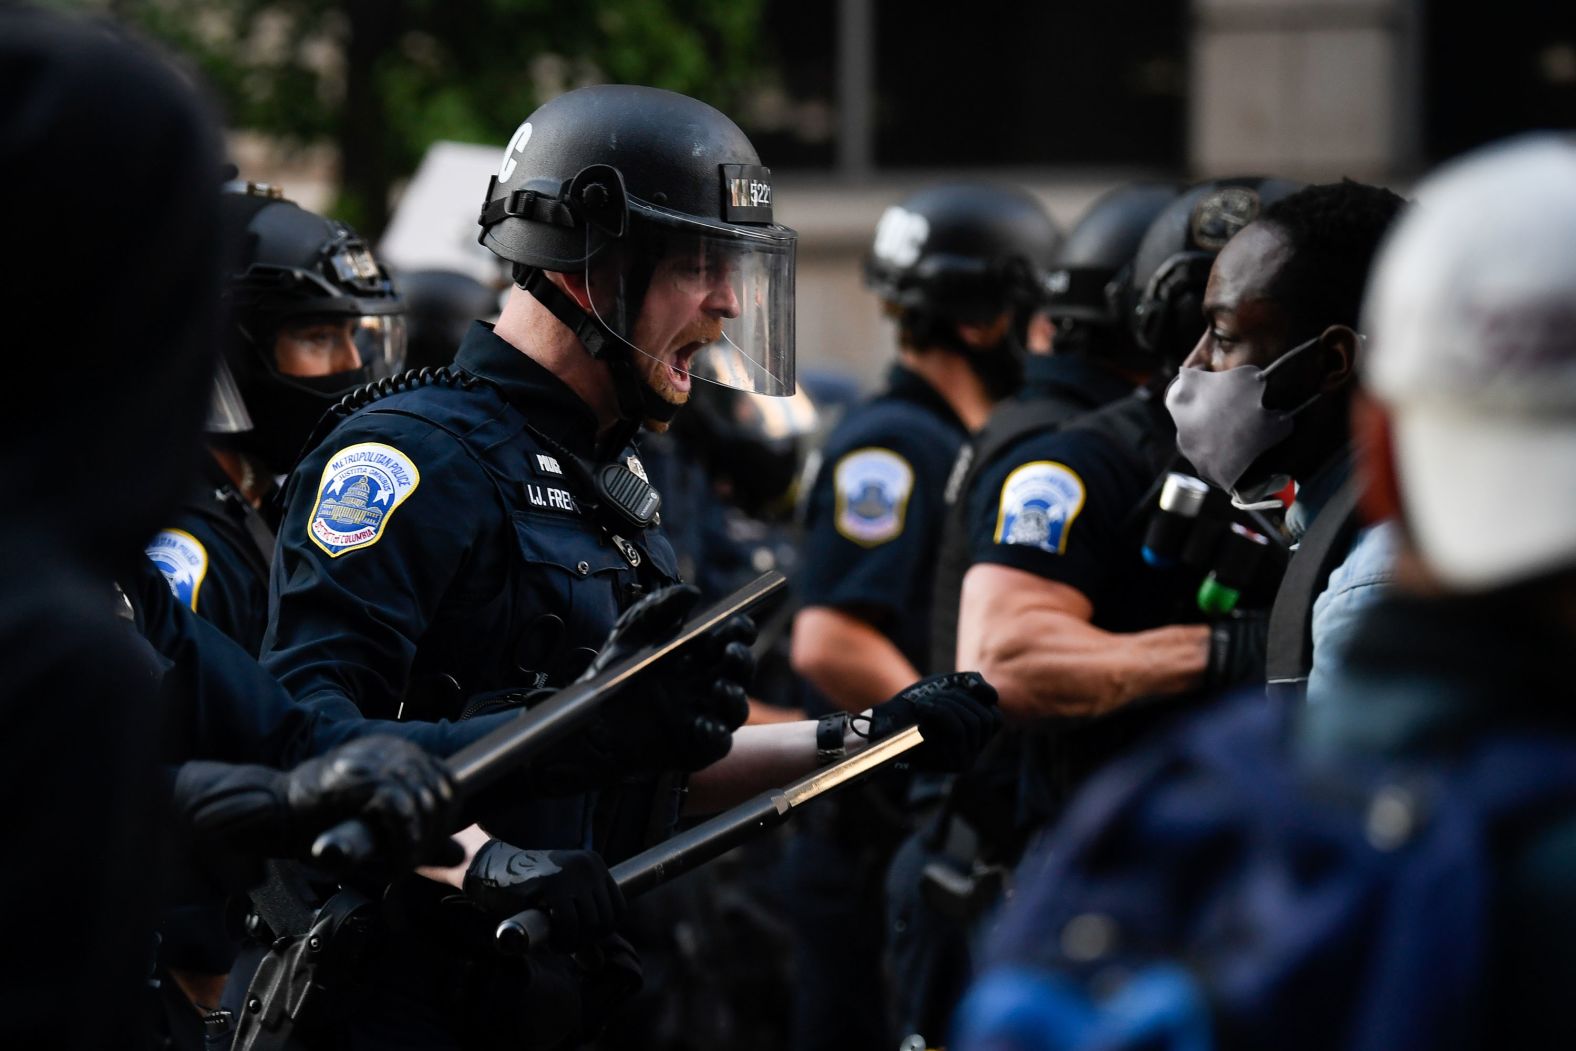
[308,443,422,557]
[146,528,208,611]
[993,461,1087,555]
[833,447,914,546]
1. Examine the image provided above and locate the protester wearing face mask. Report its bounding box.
[1165,180,1407,702]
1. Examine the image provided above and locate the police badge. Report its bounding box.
[309,443,422,557]
[994,461,1086,555]
[833,447,914,546]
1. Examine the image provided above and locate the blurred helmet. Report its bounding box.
[477,85,796,423]
[398,268,501,372]
[1363,134,1576,590]
[1127,176,1303,369]
[864,182,1062,396]
[1044,182,1181,366]
[671,355,820,518]
[214,182,406,473]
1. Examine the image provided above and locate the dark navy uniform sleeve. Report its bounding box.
[128,556,511,769]
[799,427,939,621]
[964,428,1138,601]
[262,413,497,722]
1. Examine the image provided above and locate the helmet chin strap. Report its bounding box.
[516,267,683,436]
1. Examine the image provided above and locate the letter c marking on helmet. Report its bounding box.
[499,122,534,182]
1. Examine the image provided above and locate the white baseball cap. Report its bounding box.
[1362,134,1576,590]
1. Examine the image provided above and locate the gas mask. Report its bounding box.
[1164,334,1324,510]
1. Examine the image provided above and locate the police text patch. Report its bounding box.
[309,443,422,557]
[833,447,914,546]
[147,529,208,611]
[994,461,1086,555]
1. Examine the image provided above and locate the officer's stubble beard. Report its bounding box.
[634,314,724,432]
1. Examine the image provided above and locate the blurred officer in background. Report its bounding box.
[786,182,1060,1051]
[954,133,1576,1051]
[398,268,501,372]
[1165,180,1406,702]
[890,178,1300,1045]
[148,186,407,655]
[891,182,1180,1043]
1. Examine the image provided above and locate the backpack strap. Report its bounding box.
[1265,477,1364,703]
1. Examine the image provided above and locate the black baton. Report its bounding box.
[311,571,788,869]
[494,724,926,953]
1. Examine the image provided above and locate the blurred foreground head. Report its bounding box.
[1,9,221,568]
[1361,134,1576,591]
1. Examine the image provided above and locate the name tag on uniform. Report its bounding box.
[526,483,579,514]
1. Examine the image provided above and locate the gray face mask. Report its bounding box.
[1164,335,1322,509]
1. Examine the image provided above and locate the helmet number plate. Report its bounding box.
[720,164,773,223]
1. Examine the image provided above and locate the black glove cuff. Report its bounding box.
[816,713,850,767]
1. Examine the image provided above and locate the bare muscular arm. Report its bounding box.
[956,563,1208,722]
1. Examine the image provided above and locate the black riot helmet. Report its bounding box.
[399,268,501,371]
[1044,182,1182,367]
[477,84,797,428]
[1126,176,1303,369]
[863,182,1063,399]
[213,183,406,474]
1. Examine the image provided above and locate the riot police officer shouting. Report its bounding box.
[261,85,999,1047]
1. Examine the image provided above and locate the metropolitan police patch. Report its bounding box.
[146,528,208,611]
[994,461,1086,555]
[309,443,421,557]
[833,447,914,546]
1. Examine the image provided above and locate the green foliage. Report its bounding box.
[60,0,769,232]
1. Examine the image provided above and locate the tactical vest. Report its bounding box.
[327,368,679,711]
[929,385,1166,674]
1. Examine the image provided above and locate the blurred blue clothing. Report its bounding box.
[1307,520,1400,704]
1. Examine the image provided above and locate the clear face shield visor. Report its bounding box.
[207,312,407,433]
[584,213,796,398]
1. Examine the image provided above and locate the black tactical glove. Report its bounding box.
[586,584,755,773]
[1203,609,1269,694]
[462,840,625,952]
[174,735,463,878]
[865,672,1002,772]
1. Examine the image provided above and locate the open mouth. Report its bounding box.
[669,343,701,392]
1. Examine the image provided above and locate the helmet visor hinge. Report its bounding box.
[566,164,629,239]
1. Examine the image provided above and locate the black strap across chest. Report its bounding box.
[1265,476,1364,702]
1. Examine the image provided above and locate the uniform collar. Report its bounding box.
[1020,353,1133,408]
[453,321,604,459]
[881,363,966,432]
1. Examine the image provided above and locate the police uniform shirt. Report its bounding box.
[146,457,272,655]
[800,364,966,678]
[963,396,1181,635]
[963,393,1199,823]
[262,322,678,844]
